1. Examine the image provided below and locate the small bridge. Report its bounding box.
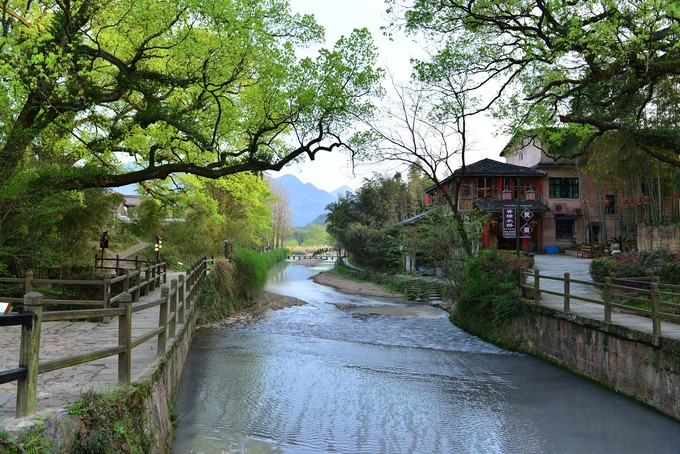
[287,255,338,261]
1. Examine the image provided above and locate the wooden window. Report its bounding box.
[549,178,579,199]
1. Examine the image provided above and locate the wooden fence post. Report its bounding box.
[149,265,156,292]
[185,270,193,311]
[118,292,132,385]
[178,274,185,325]
[124,269,130,294]
[169,279,177,338]
[533,269,540,305]
[604,277,612,323]
[158,286,169,356]
[564,272,570,312]
[651,277,661,336]
[16,292,43,418]
[24,271,34,294]
[134,270,141,302]
[103,274,112,324]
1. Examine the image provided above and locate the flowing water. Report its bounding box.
[172,261,680,453]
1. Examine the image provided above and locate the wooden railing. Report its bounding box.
[95,254,155,271]
[520,270,680,336]
[0,257,211,418]
[0,261,167,311]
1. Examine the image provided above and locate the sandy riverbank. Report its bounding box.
[206,260,403,327]
[310,270,400,298]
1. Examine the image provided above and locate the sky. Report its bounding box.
[277,0,510,192]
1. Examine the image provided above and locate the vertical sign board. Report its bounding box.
[520,208,534,238]
[503,208,516,238]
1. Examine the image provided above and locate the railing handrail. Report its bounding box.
[520,269,678,337]
[0,261,167,311]
[1,256,208,418]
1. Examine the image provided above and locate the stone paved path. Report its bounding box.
[0,271,183,428]
[531,254,680,340]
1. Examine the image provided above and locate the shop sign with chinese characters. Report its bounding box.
[503,208,516,238]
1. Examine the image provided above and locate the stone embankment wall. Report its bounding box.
[142,306,198,452]
[501,304,680,420]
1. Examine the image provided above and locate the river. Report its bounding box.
[172,260,680,453]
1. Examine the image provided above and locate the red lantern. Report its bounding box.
[629,198,634,205]
[638,197,642,205]
[644,195,651,204]
[674,192,679,199]
[622,198,627,206]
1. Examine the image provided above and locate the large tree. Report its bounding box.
[390,0,680,166]
[0,0,382,194]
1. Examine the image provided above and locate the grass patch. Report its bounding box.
[67,387,154,454]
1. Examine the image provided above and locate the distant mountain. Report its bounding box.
[271,175,352,227]
[330,185,354,199]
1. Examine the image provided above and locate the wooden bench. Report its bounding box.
[576,245,592,259]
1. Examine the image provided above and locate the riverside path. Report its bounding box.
[0,271,183,429]
[530,254,680,340]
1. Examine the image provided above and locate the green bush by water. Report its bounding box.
[196,248,287,324]
[453,249,531,336]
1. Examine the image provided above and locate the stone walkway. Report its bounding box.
[0,272,183,429]
[531,254,680,340]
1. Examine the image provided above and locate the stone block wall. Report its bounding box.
[505,305,680,420]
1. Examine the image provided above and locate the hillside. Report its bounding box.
[271,175,352,227]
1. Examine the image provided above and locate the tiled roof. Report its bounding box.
[534,160,577,168]
[474,199,551,213]
[452,158,546,176]
[398,211,431,225]
[426,158,546,192]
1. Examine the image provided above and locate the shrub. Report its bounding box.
[454,249,531,333]
[69,388,153,454]
[196,248,287,324]
[589,250,680,285]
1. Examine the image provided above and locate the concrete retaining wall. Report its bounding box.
[506,304,680,420]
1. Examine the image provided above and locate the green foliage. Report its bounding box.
[590,250,680,284]
[69,388,154,454]
[454,250,531,334]
[334,262,450,301]
[231,249,270,301]
[0,189,122,274]
[394,0,680,165]
[195,275,223,324]
[0,0,382,193]
[290,224,330,247]
[196,249,287,324]
[326,171,428,269]
[0,427,53,454]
